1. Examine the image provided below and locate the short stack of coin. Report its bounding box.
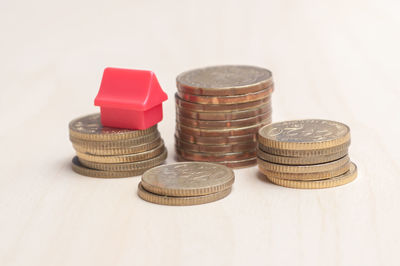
[69,113,167,178]
[137,162,234,206]
[175,65,274,168]
[257,119,358,189]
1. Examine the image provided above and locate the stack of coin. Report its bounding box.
[69,113,167,178]
[175,65,274,168]
[137,162,234,206]
[257,119,358,189]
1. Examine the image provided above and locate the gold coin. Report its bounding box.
[69,113,157,141]
[141,162,234,196]
[258,160,350,181]
[177,120,270,137]
[258,119,350,150]
[176,104,271,121]
[175,135,256,153]
[175,93,271,112]
[256,148,348,165]
[177,85,273,105]
[70,131,160,150]
[264,162,358,188]
[73,138,162,156]
[79,148,167,171]
[257,155,349,173]
[76,141,165,163]
[71,157,147,178]
[177,155,257,168]
[176,130,257,145]
[137,183,232,206]
[258,141,350,157]
[176,112,271,129]
[176,65,273,96]
[176,147,256,162]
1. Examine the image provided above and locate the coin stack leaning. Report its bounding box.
[69,113,167,178]
[138,162,234,206]
[257,119,357,189]
[175,65,274,168]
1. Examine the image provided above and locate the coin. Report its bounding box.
[177,121,270,137]
[216,158,257,168]
[69,113,157,141]
[137,183,232,206]
[258,119,350,150]
[258,141,350,157]
[176,130,257,145]
[141,162,234,196]
[176,65,273,96]
[176,104,271,121]
[72,135,162,155]
[176,148,256,162]
[175,93,271,112]
[79,148,167,171]
[176,154,257,168]
[257,155,350,174]
[178,85,273,105]
[175,135,256,153]
[76,141,165,163]
[256,148,348,165]
[264,162,357,188]
[258,162,350,181]
[71,157,146,178]
[176,112,271,129]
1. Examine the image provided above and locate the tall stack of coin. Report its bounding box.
[175,65,274,168]
[69,113,167,178]
[257,119,357,189]
[138,162,234,206]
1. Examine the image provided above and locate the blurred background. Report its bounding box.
[1,0,399,265]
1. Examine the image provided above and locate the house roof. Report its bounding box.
[94,67,168,111]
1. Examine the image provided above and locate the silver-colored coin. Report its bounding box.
[176,65,273,96]
[69,113,157,141]
[141,162,235,196]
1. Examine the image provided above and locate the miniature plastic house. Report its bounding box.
[95,67,168,130]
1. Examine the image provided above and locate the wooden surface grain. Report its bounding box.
[1,0,399,265]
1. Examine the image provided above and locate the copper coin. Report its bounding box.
[175,147,256,162]
[176,112,271,129]
[175,93,271,112]
[177,85,273,105]
[177,120,270,137]
[176,104,271,121]
[176,130,257,145]
[175,135,256,153]
[176,65,273,96]
[177,155,257,169]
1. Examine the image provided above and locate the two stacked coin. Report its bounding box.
[175,65,274,168]
[257,119,357,189]
[69,113,167,178]
[138,162,234,206]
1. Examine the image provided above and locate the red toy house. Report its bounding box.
[94,67,168,130]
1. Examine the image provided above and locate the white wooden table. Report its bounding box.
[1,0,399,265]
